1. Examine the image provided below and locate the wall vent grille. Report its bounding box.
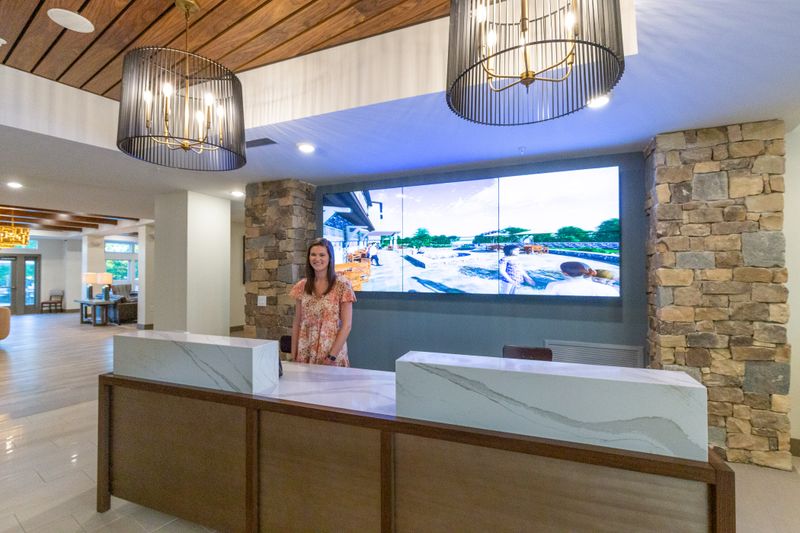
[544,340,644,368]
[245,137,277,148]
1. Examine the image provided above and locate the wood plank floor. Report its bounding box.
[0,313,135,419]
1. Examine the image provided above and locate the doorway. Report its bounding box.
[0,255,40,314]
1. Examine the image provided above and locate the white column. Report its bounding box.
[81,235,105,298]
[154,191,230,335]
[137,224,155,328]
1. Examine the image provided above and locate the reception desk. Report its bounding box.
[98,342,734,532]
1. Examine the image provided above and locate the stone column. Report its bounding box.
[244,180,316,340]
[646,120,791,470]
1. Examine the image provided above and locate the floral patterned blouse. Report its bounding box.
[289,275,356,367]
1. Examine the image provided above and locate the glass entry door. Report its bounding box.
[23,257,40,314]
[0,255,40,314]
[0,257,14,311]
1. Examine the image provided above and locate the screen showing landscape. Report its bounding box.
[322,166,620,297]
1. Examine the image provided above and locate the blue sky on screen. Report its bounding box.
[500,167,619,234]
[363,166,619,238]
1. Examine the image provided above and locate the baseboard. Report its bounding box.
[230,325,245,333]
[137,323,154,330]
[792,438,800,457]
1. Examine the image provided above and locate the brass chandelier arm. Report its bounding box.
[479,41,578,80]
[534,63,574,83]
[488,77,525,93]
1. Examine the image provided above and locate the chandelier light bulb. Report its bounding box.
[142,89,153,103]
[195,110,205,125]
[486,29,497,48]
[204,92,215,107]
[216,106,225,119]
[161,82,173,98]
[476,4,487,23]
[565,11,576,31]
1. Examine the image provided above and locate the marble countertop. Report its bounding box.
[398,351,705,388]
[115,330,276,349]
[255,362,396,417]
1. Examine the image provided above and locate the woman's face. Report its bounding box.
[309,245,330,274]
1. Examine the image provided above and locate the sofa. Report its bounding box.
[109,284,138,324]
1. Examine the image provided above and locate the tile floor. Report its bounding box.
[1,314,799,531]
[0,400,215,532]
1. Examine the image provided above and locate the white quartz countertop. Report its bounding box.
[255,362,396,417]
[398,351,706,389]
[115,330,276,349]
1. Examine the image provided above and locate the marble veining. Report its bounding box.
[257,362,396,417]
[113,331,279,394]
[396,351,708,461]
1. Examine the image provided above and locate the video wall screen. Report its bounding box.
[322,166,620,297]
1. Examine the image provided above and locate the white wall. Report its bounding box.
[63,239,82,309]
[154,191,231,335]
[0,238,81,310]
[230,222,246,328]
[786,125,800,441]
[186,192,230,335]
[154,192,189,332]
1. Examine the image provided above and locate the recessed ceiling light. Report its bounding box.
[297,142,316,154]
[7,182,23,189]
[231,191,245,198]
[47,8,95,33]
[586,94,610,109]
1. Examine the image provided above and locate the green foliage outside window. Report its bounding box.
[105,241,135,253]
[106,259,130,281]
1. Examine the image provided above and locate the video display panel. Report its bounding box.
[322,166,620,297]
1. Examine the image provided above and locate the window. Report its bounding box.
[11,239,38,250]
[106,259,130,281]
[105,241,135,253]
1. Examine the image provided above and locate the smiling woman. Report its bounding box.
[289,238,356,367]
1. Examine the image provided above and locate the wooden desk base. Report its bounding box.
[79,302,116,326]
[97,374,735,532]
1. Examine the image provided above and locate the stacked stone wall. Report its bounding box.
[243,180,316,340]
[645,120,791,470]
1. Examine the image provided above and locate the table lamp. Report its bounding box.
[82,272,97,299]
[97,272,113,300]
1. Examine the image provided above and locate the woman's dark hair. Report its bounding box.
[304,238,337,295]
[503,244,520,256]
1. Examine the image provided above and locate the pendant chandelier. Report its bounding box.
[446,0,625,126]
[117,0,246,171]
[0,211,30,249]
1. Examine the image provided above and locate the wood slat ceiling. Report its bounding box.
[0,0,450,101]
[0,204,138,232]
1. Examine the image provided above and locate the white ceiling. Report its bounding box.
[2,0,799,223]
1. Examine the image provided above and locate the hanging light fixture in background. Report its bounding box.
[117,0,246,171]
[446,0,625,126]
[0,210,30,249]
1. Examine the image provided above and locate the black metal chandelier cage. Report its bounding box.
[446,0,625,126]
[117,46,246,171]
